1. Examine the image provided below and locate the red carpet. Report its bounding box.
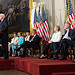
[52,72,75,75]
[0,57,75,75]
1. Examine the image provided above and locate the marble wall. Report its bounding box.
[34,0,66,37]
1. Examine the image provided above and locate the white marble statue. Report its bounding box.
[31,2,37,28]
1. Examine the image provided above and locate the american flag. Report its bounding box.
[43,7,50,41]
[36,7,42,37]
[66,0,75,29]
[38,6,50,42]
[33,6,50,43]
[38,6,45,40]
[33,7,43,38]
[66,0,69,22]
[33,9,38,29]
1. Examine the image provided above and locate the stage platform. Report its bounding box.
[0,57,75,75]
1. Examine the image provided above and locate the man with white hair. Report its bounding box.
[55,22,75,60]
[0,13,8,60]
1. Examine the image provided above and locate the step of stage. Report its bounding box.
[14,57,75,75]
[52,72,75,75]
[0,57,75,75]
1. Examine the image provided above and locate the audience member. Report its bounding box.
[8,32,18,56]
[25,31,32,41]
[55,22,75,60]
[12,32,24,57]
[39,26,62,59]
[71,18,75,62]
[15,29,41,57]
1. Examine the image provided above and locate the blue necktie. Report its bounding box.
[0,21,2,26]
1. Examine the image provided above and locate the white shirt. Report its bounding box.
[63,29,69,39]
[50,31,62,42]
[25,35,30,41]
[1,19,4,22]
[33,34,36,37]
[10,37,18,45]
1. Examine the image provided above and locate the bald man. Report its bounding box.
[0,13,8,60]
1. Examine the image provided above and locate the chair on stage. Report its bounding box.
[26,38,42,57]
[68,46,75,60]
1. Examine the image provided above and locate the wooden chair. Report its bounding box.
[68,46,75,60]
[73,46,75,59]
[25,38,42,57]
[26,44,42,57]
[26,48,33,57]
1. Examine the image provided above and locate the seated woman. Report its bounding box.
[8,32,18,56]
[40,25,62,59]
[25,31,32,41]
[12,32,25,57]
[15,29,41,57]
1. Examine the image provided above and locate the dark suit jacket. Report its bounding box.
[29,36,32,41]
[0,19,8,58]
[68,29,75,45]
[0,19,8,37]
[31,34,41,49]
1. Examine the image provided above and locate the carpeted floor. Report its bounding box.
[0,70,31,75]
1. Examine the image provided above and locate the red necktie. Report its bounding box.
[62,30,67,39]
[29,36,35,42]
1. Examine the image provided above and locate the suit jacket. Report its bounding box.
[0,19,8,41]
[0,19,8,58]
[68,29,75,45]
[31,34,41,49]
[0,19,8,34]
[17,36,25,46]
[29,36,32,41]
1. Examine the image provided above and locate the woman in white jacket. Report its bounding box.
[40,25,62,59]
[8,32,18,56]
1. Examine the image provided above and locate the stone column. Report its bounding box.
[52,0,55,34]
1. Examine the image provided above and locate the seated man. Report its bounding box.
[55,21,75,60]
[39,25,62,59]
[12,32,25,57]
[71,18,75,62]
[15,29,41,57]
[25,31,32,41]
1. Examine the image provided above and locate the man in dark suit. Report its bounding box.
[0,13,8,60]
[55,22,75,60]
[71,18,75,62]
[15,29,41,57]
